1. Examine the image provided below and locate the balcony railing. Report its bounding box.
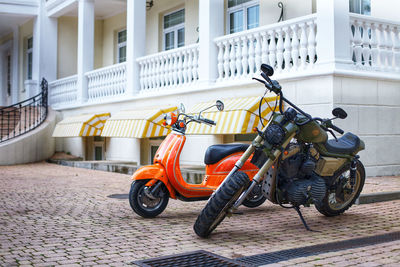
[137,44,199,92]
[350,14,400,72]
[48,75,77,106]
[86,62,127,101]
[215,14,317,81]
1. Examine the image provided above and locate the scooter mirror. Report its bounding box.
[216,100,224,111]
[332,107,347,119]
[261,64,274,77]
[179,103,185,114]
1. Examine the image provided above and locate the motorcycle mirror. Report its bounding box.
[216,100,224,111]
[179,103,185,114]
[261,64,274,77]
[332,107,347,119]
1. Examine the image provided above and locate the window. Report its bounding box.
[117,29,127,63]
[27,37,33,80]
[349,0,371,15]
[163,9,185,51]
[228,0,259,34]
[7,54,11,96]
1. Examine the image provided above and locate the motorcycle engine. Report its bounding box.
[274,146,326,207]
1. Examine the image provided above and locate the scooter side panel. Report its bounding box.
[163,134,214,198]
[204,152,259,187]
[131,163,177,199]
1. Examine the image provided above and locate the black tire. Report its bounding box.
[242,183,267,208]
[315,160,365,217]
[193,171,250,238]
[129,180,169,218]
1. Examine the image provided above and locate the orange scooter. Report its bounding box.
[129,101,266,218]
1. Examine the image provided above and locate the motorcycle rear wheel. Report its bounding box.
[129,180,169,218]
[193,171,250,238]
[315,160,365,217]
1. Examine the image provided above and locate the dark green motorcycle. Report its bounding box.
[194,64,366,238]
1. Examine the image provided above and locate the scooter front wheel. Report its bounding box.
[129,180,169,218]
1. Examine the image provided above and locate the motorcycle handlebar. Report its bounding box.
[329,124,344,135]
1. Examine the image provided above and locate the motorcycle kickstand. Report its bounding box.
[293,206,318,232]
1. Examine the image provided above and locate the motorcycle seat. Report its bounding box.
[324,132,360,154]
[204,143,249,165]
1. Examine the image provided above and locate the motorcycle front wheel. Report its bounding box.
[315,160,365,217]
[129,179,169,218]
[193,171,250,238]
[242,183,267,208]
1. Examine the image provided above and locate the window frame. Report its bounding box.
[162,8,185,51]
[227,0,260,35]
[26,36,33,80]
[349,0,371,15]
[117,29,127,63]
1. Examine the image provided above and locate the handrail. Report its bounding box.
[0,78,48,143]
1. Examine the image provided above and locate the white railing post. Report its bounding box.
[126,0,146,96]
[198,0,224,85]
[316,0,352,70]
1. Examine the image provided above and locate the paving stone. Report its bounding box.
[0,162,399,266]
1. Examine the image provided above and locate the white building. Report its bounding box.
[0,0,399,177]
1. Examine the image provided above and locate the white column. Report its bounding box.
[198,0,224,85]
[32,0,58,98]
[316,0,352,70]
[11,26,19,104]
[77,0,94,103]
[126,0,146,95]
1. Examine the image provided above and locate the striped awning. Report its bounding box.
[186,96,279,135]
[52,113,110,137]
[101,106,177,138]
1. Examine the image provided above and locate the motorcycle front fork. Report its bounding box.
[231,133,296,210]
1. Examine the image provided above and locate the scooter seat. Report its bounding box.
[324,132,360,154]
[204,143,249,165]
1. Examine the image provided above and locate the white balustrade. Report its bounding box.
[85,62,127,101]
[214,15,317,81]
[137,44,199,92]
[350,14,400,72]
[48,75,77,106]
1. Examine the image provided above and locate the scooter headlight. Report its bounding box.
[164,112,177,126]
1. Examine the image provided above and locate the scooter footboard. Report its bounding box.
[132,164,176,199]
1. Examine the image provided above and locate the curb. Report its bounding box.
[356,191,400,205]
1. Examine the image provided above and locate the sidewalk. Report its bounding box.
[0,162,399,266]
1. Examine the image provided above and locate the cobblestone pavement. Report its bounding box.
[0,162,399,266]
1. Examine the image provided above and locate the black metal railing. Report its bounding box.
[0,78,48,143]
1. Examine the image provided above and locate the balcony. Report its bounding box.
[48,14,400,109]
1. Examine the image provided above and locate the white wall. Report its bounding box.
[105,137,140,164]
[333,76,400,177]
[371,0,400,21]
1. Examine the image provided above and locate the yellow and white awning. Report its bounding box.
[186,96,279,135]
[52,113,110,137]
[101,106,177,138]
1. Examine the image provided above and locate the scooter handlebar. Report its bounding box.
[202,118,216,125]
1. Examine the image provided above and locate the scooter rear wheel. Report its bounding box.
[129,180,169,218]
[193,171,250,238]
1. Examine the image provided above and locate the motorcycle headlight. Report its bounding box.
[264,124,285,146]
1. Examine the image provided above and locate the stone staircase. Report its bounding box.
[0,107,21,140]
